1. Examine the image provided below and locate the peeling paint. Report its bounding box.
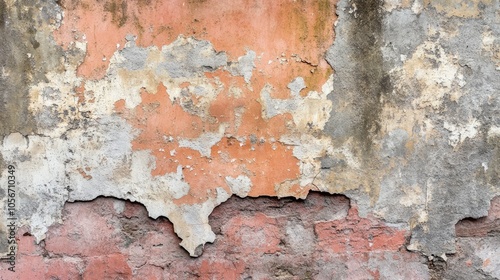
[0,0,500,274]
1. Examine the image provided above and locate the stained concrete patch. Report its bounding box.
[325,0,388,153]
[118,42,149,71]
[380,128,409,159]
[158,37,228,78]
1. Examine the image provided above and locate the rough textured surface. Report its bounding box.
[322,0,500,259]
[1,0,500,278]
[0,194,431,279]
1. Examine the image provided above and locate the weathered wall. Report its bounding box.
[1,0,499,278]
[1,195,499,279]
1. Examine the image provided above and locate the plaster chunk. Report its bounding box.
[3,133,28,151]
[178,127,225,158]
[225,175,252,198]
[443,119,480,148]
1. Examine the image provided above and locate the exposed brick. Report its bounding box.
[221,213,282,255]
[1,194,430,279]
[45,257,84,280]
[83,254,132,280]
[8,255,45,279]
[16,228,43,256]
[131,264,164,280]
[43,199,123,257]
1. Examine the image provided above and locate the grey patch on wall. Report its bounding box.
[227,50,256,83]
[445,237,500,280]
[118,41,149,71]
[0,149,4,172]
[406,4,500,256]
[0,0,64,254]
[0,1,36,136]
[158,38,228,78]
[379,128,409,159]
[0,0,5,28]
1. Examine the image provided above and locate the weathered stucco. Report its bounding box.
[1,0,500,278]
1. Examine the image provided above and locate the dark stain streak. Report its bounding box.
[0,151,4,173]
[0,0,6,29]
[349,0,389,154]
[104,0,128,27]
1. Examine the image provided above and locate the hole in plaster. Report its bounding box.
[39,193,353,258]
[455,196,500,238]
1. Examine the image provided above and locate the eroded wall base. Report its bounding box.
[1,0,500,277]
[2,195,499,279]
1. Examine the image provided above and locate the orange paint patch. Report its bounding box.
[115,83,300,204]
[70,0,339,204]
[55,0,337,98]
[212,137,299,198]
